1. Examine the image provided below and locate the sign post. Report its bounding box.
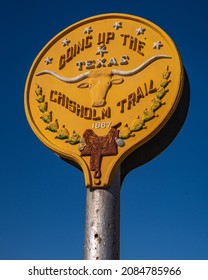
[84,168,120,260]
[24,13,189,259]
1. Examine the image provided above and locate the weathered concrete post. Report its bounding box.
[84,169,120,260]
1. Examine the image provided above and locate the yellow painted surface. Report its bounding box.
[24,13,184,187]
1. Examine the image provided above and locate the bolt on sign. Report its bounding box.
[24,13,184,187]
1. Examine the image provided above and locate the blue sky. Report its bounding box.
[0,0,208,260]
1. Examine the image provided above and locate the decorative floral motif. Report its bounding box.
[38,102,48,113]
[40,111,52,123]
[45,119,59,132]
[130,116,145,132]
[35,85,81,144]
[119,124,132,139]
[66,131,81,145]
[55,125,69,140]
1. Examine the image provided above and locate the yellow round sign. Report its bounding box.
[24,13,184,187]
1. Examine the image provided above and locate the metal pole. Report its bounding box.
[84,168,121,260]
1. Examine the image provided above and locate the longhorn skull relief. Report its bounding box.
[36,54,171,107]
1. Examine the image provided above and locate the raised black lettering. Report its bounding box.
[127,92,136,110]
[59,54,66,70]
[50,90,57,103]
[117,99,127,113]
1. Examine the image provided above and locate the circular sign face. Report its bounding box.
[24,13,184,187]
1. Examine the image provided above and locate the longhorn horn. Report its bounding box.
[112,54,171,76]
[36,70,90,83]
